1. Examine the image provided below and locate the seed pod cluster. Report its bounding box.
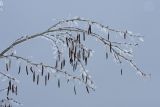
[7,80,18,96]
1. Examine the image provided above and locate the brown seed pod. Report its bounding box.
[58,79,60,88]
[26,66,29,75]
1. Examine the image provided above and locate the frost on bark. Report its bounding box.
[0,17,150,107]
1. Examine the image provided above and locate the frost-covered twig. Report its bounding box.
[0,17,149,107]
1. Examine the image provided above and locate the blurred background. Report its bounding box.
[0,0,160,107]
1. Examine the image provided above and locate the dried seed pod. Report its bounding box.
[77,34,79,41]
[74,85,77,95]
[55,60,58,68]
[83,32,85,41]
[82,49,85,60]
[124,30,127,39]
[121,69,123,75]
[74,46,77,56]
[75,62,77,70]
[85,57,87,65]
[48,72,50,80]
[30,66,33,73]
[72,41,74,50]
[63,59,65,67]
[107,32,110,40]
[74,52,76,61]
[9,59,11,69]
[45,75,47,86]
[37,75,39,85]
[67,79,69,83]
[26,66,28,75]
[60,62,63,70]
[85,76,88,84]
[9,80,11,90]
[58,79,60,88]
[69,48,71,58]
[86,86,89,93]
[33,72,35,82]
[41,65,44,76]
[82,74,84,81]
[18,65,21,74]
[78,34,80,44]
[6,63,9,71]
[70,57,73,65]
[106,52,108,60]
[88,24,92,34]
[109,42,112,53]
[15,86,18,95]
[12,84,14,93]
[66,37,69,47]
[7,86,10,96]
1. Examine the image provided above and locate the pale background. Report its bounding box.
[0,0,160,107]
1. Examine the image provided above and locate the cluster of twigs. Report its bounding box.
[0,17,150,107]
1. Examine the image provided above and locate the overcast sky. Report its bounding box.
[0,0,160,107]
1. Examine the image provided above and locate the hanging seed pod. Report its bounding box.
[85,76,88,84]
[26,66,28,75]
[67,79,70,83]
[69,48,71,58]
[37,75,39,85]
[78,50,81,59]
[86,86,89,93]
[55,60,58,68]
[75,46,77,56]
[106,52,108,60]
[107,32,110,40]
[82,49,85,60]
[45,75,47,86]
[78,34,80,44]
[9,59,11,69]
[12,84,14,93]
[15,86,18,95]
[58,79,60,88]
[82,74,84,81]
[33,72,35,82]
[30,66,33,73]
[48,72,50,80]
[77,34,79,41]
[88,24,92,34]
[74,85,77,95]
[6,63,9,71]
[63,59,65,67]
[83,32,85,41]
[109,42,112,53]
[18,65,21,74]
[9,80,11,90]
[7,86,10,96]
[41,65,44,76]
[60,62,63,70]
[121,69,123,75]
[85,57,87,65]
[74,52,76,61]
[75,62,77,70]
[70,57,73,65]
[124,30,127,39]
[66,37,69,47]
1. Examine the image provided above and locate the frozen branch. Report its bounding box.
[0,17,150,106]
